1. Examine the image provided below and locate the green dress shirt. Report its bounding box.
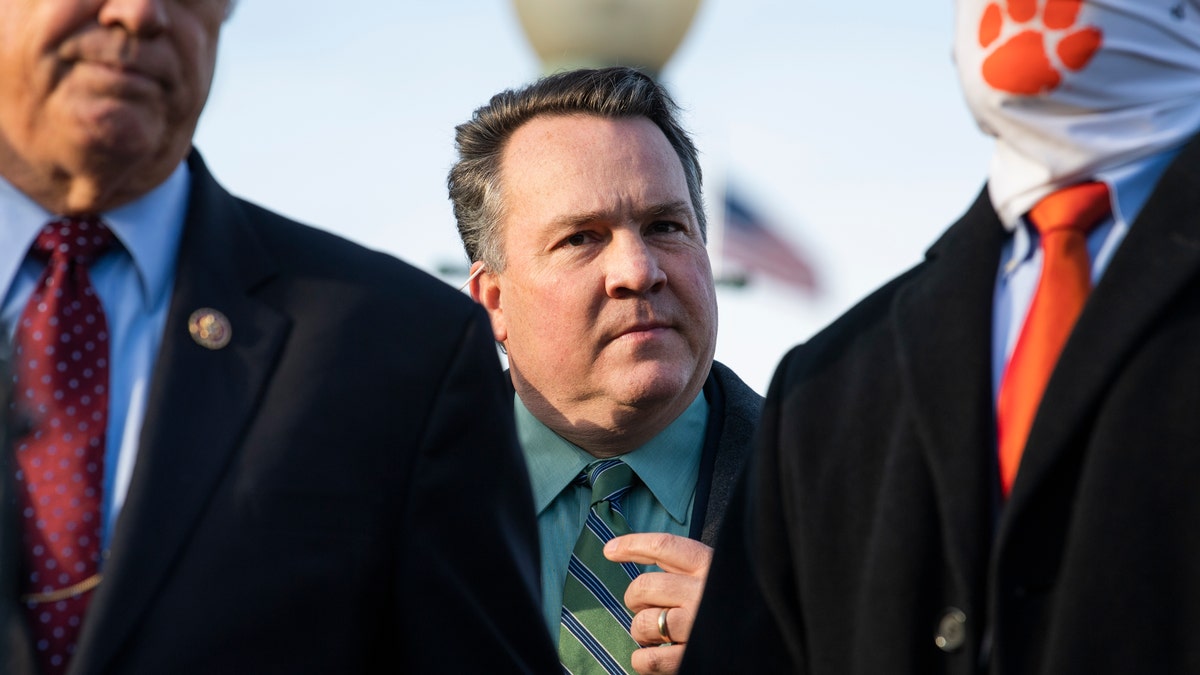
[516,392,708,635]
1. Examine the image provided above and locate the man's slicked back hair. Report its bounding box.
[448,66,705,271]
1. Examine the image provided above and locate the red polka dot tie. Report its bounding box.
[12,216,114,675]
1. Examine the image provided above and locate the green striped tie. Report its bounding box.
[559,459,641,674]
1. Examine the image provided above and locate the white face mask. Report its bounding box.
[953,0,1200,227]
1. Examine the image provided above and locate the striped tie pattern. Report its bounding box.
[559,459,641,674]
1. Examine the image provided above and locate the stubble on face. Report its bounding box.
[490,114,717,456]
[0,0,226,213]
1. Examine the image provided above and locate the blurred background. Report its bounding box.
[194,0,992,394]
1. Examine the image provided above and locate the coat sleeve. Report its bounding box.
[393,306,558,673]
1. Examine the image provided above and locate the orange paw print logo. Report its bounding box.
[978,0,1103,95]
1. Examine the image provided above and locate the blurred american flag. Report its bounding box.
[718,188,819,295]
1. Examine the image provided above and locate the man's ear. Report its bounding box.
[469,260,508,343]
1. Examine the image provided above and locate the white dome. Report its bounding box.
[512,0,703,75]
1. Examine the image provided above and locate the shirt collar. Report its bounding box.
[516,392,709,524]
[0,162,190,311]
[100,162,191,310]
[1098,144,1181,232]
[0,176,53,302]
[1001,144,1183,275]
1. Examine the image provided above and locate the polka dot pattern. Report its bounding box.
[13,217,113,675]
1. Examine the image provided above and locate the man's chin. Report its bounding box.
[61,96,170,156]
[608,361,699,408]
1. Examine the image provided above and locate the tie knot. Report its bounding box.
[579,459,634,507]
[32,217,114,265]
[1027,181,1112,237]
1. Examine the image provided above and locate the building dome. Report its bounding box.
[512,0,702,76]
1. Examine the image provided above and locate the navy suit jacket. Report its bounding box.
[1,152,557,674]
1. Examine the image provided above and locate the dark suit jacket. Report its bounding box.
[691,361,764,546]
[1,152,558,674]
[684,135,1200,675]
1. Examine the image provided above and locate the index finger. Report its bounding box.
[604,532,712,575]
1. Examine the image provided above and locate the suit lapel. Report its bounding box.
[893,189,1005,589]
[1001,137,1200,518]
[1,340,35,674]
[695,362,760,547]
[72,153,290,672]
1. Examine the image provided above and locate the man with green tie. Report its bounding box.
[448,66,763,675]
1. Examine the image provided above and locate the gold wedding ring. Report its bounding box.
[657,607,673,644]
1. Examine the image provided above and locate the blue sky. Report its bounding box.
[194,0,993,392]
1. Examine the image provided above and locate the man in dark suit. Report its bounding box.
[0,2,556,673]
[684,1,1200,673]
[449,67,762,675]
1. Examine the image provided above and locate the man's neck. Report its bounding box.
[0,141,188,215]
[516,386,702,459]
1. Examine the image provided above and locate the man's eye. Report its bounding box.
[566,233,588,246]
[649,221,681,234]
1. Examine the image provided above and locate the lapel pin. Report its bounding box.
[188,308,232,350]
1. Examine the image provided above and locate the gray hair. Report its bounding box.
[447,66,705,271]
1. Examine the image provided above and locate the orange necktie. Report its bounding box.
[996,181,1111,497]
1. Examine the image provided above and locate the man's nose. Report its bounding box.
[604,234,668,298]
[98,0,169,37]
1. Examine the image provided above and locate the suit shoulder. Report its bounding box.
[234,198,472,310]
[710,361,764,422]
[776,262,925,382]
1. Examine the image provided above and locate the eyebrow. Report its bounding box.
[549,200,694,230]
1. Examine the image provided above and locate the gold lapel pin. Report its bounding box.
[188,308,232,350]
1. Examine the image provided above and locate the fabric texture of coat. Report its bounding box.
[684,135,1200,674]
[690,360,764,547]
[1,152,558,674]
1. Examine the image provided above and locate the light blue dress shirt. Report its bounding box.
[516,391,708,636]
[1,164,190,551]
[992,147,1183,400]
